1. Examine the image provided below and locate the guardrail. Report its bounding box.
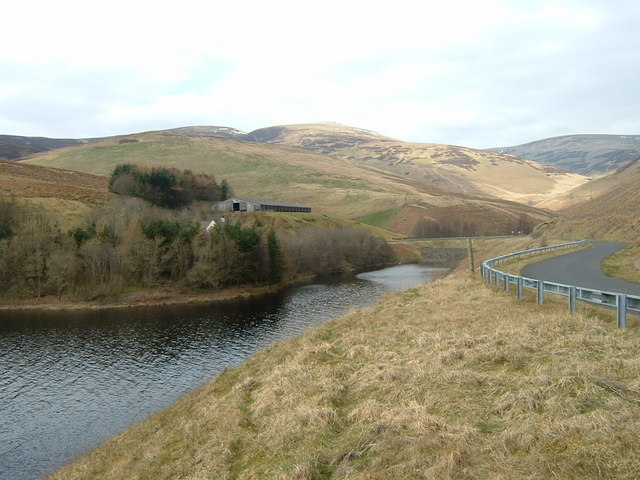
[481,241,640,328]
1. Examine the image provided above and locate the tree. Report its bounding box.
[266,228,284,282]
[109,164,229,209]
[220,179,230,201]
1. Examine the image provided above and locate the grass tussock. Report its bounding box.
[49,267,640,480]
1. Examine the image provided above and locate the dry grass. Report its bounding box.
[251,122,589,207]
[0,159,110,203]
[0,159,112,226]
[49,249,640,479]
[22,131,554,235]
[536,159,640,242]
[602,242,640,284]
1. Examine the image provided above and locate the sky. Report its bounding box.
[1,0,639,149]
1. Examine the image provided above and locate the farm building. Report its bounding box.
[212,197,312,214]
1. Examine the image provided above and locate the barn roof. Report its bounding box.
[224,197,310,208]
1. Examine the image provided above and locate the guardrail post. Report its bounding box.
[517,277,523,300]
[569,286,577,313]
[537,280,544,305]
[504,275,510,292]
[617,294,628,328]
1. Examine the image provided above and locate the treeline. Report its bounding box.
[413,214,535,238]
[0,196,393,301]
[109,164,231,208]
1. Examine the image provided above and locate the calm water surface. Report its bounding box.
[0,264,443,480]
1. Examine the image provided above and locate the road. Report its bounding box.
[521,241,640,296]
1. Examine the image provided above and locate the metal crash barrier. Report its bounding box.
[481,241,640,328]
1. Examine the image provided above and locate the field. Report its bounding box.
[48,238,640,479]
[22,131,554,235]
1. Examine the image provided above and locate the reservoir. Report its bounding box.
[0,264,444,480]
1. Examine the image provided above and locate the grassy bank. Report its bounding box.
[602,242,640,284]
[49,257,640,479]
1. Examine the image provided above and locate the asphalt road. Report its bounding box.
[521,241,640,296]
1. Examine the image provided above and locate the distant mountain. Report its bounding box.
[0,135,84,160]
[245,122,588,207]
[20,130,553,236]
[247,121,393,146]
[489,134,640,176]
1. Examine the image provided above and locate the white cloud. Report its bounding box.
[1,0,639,147]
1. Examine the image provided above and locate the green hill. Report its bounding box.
[22,130,553,236]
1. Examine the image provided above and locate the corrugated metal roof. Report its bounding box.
[225,197,310,209]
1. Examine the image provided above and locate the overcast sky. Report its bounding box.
[1,0,639,148]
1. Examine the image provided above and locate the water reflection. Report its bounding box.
[0,264,444,480]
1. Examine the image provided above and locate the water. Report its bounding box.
[0,264,443,480]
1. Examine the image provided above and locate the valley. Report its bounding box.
[12,127,554,237]
[1,121,640,480]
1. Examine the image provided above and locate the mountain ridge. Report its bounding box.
[17,130,554,236]
[489,133,640,175]
[237,122,588,206]
[4,124,639,177]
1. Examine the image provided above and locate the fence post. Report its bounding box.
[569,286,577,313]
[517,277,523,300]
[617,294,628,328]
[537,280,544,305]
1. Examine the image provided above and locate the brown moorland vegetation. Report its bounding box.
[0,158,112,225]
[247,122,589,207]
[48,237,640,479]
[536,158,640,242]
[22,130,555,236]
[489,133,640,176]
[0,158,109,203]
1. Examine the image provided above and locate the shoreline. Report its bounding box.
[0,283,291,313]
[0,264,405,313]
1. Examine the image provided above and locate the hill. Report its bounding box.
[490,134,640,176]
[245,122,588,207]
[165,125,248,140]
[6,123,591,208]
[22,131,553,236]
[535,157,640,241]
[0,134,84,160]
[0,158,112,224]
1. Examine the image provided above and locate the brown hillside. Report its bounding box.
[535,158,640,241]
[247,122,588,207]
[23,131,554,236]
[0,159,112,224]
[0,139,43,160]
[0,159,110,202]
